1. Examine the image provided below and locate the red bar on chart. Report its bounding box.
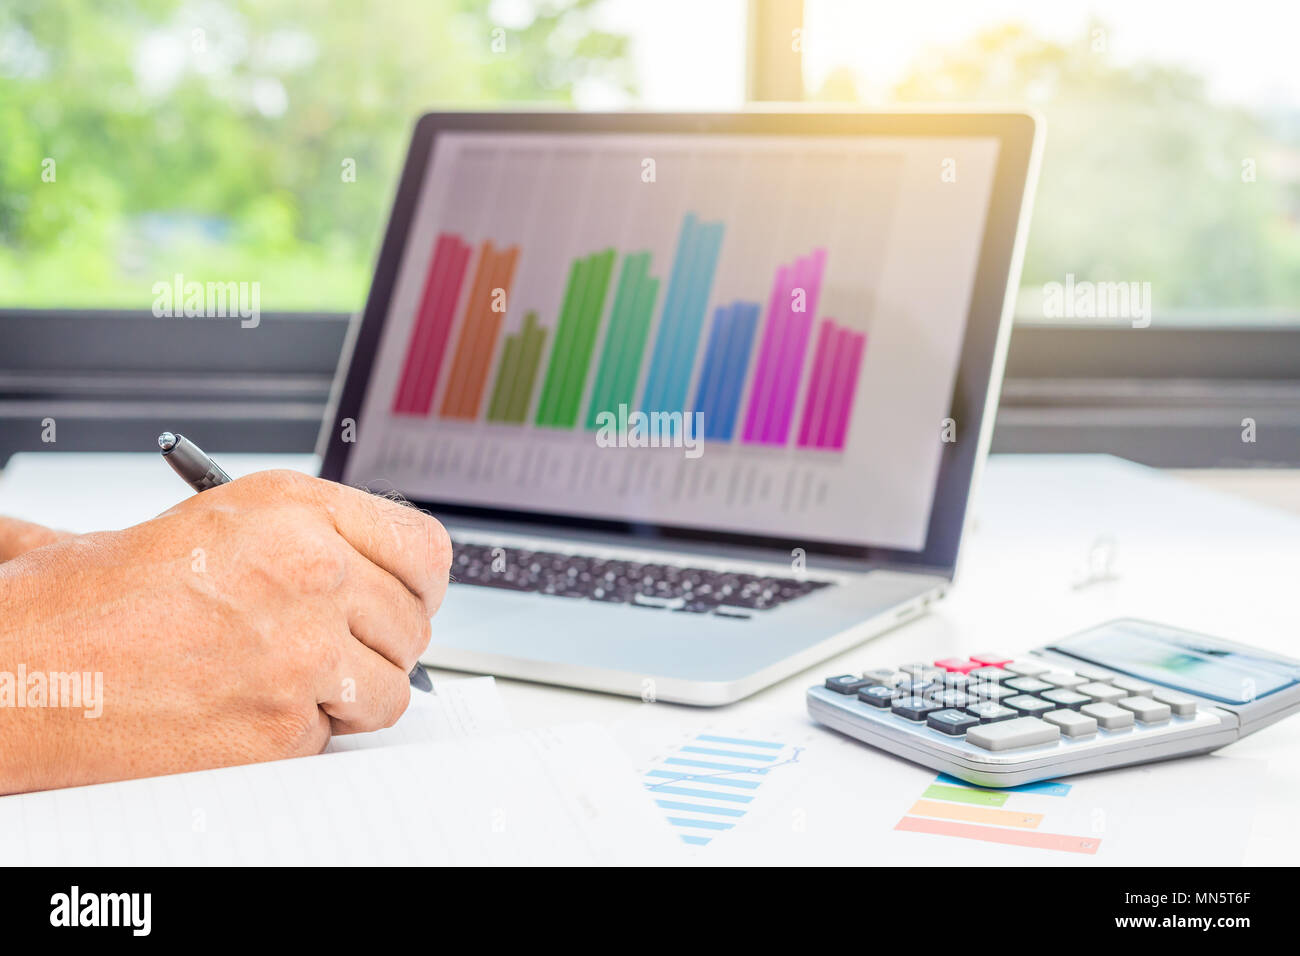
[392,233,472,415]
[895,815,1101,854]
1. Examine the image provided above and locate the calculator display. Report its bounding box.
[1052,620,1300,705]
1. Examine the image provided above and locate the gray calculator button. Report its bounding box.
[1004,660,1051,677]
[1117,696,1171,724]
[1041,688,1091,710]
[1004,676,1053,694]
[862,667,899,685]
[1151,687,1198,717]
[1043,709,1098,738]
[1111,676,1154,695]
[1077,682,1126,703]
[1004,694,1055,716]
[966,717,1060,751]
[942,673,971,690]
[1072,664,1117,681]
[965,701,1018,723]
[968,666,1014,682]
[1081,702,1135,730]
[1040,671,1086,688]
[967,682,1016,702]
[901,664,944,682]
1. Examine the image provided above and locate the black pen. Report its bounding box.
[157,431,435,693]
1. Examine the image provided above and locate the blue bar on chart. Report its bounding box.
[639,213,725,418]
[641,732,795,846]
[692,301,760,441]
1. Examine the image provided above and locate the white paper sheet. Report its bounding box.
[325,675,511,752]
[0,722,680,865]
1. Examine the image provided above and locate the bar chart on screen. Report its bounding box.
[388,213,870,452]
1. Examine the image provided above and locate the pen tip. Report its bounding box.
[158,432,177,452]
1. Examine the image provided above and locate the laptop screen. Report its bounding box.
[342,128,1002,552]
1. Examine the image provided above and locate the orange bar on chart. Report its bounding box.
[908,799,1043,829]
[440,242,499,418]
[460,246,519,420]
[896,815,1101,854]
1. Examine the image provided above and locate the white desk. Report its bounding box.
[2,452,1297,864]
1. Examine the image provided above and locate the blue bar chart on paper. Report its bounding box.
[641,732,804,846]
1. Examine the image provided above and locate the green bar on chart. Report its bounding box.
[585,251,649,429]
[552,248,616,428]
[486,327,522,422]
[608,267,660,418]
[536,257,590,426]
[506,314,547,423]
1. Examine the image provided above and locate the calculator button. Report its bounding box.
[965,701,1018,723]
[862,667,901,685]
[1004,676,1053,694]
[1151,688,1198,717]
[1077,682,1127,703]
[904,679,940,697]
[1004,660,1051,677]
[934,658,980,674]
[1117,696,1171,724]
[857,685,899,708]
[966,717,1060,751]
[1081,702,1135,730]
[927,709,981,736]
[967,682,1016,702]
[970,652,1014,667]
[935,690,971,709]
[1004,695,1056,716]
[968,666,1015,683]
[826,674,871,694]
[1041,688,1091,710]
[1043,709,1098,738]
[941,673,971,691]
[900,664,944,682]
[1071,664,1117,681]
[1111,676,1155,696]
[1040,671,1086,688]
[892,696,943,721]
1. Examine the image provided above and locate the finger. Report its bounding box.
[293,476,452,614]
[316,628,411,734]
[339,543,431,671]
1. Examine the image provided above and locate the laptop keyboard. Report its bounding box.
[449,540,834,618]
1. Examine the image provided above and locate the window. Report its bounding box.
[801,0,1300,325]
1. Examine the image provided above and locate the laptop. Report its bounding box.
[319,110,1042,705]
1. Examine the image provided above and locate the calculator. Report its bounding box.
[807,618,1300,787]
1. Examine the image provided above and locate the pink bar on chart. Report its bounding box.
[822,330,866,450]
[741,265,791,443]
[408,239,473,415]
[796,319,836,447]
[764,247,826,444]
[393,234,456,414]
[895,815,1101,854]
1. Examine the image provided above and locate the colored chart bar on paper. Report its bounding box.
[797,319,867,450]
[391,232,473,416]
[584,252,659,429]
[640,214,725,417]
[642,733,800,847]
[741,247,827,445]
[934,773,1073,797]
[908,799,1044,829]
[487,311,548,424]
[896,816,1102,855]
[439,241,521,420]
[536,248,617,428]
[692,301,759,441]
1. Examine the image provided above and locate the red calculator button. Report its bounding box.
[934,658,980,674]
[970,652,1014,668]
